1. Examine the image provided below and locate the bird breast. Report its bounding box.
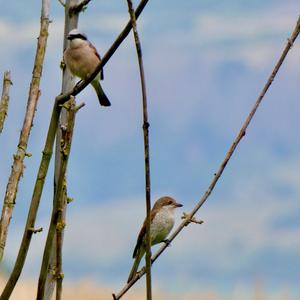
[64,40,100,80]
[150,207,175,245]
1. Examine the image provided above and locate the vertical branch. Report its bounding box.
[112,15,300,300]
[56,99,77,300]
[55,100,79,299]
[38,1,81,299]
[0,70,12,134]
[0,0,50,263]
[126,0,152,299]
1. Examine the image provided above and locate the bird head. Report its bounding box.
[153,196,183,211]
[67,29,87,41]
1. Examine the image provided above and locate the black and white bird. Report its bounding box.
[64,29,111,107]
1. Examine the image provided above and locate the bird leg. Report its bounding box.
[163,239,171,247]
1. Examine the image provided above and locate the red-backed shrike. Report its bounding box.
[63,29,111,107]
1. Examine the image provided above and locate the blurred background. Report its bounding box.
[0,0,299,299]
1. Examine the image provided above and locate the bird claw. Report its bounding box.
[163,239,171,247]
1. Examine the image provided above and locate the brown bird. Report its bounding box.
[127,196,183,283]
[63,29,111,107]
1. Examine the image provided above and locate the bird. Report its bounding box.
[63,29,111,107]
[127,196,183,283]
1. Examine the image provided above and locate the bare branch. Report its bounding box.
[125,0,152,299]
[38,0,81,298]
[28,227,43,234]
[0,0,50,264]
[75,102,85,111]
[56,0,149,104]
[37,98,77,300]
[0,71,12,134]
[69,0,91,15]
[55,99,76,300]
[58,0,66,7]
[112,15,300,300]
[181,212,204,225]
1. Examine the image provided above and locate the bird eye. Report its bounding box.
[168,200,173,205]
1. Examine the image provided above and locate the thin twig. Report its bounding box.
[112,15,300,300]
[0,71,12,134]
[0,0,50,263]
[28,227,43,233]
[75,102,85,111]
[126,0,152,299]
[181,212,204,225]
[58,0,66,7]
[69,0,91,15]
[56,0,149,104]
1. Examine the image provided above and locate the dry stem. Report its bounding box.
[69,0,91,15]
[112,15,300,300]
[124,0,152,299]
[0,0,50,263]
[0,71,12,134]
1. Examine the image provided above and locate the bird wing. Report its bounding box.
[88,41,104,80]
[132,209,158,258]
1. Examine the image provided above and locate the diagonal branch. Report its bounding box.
[125,0,152,299]
[0,0,50,263]
[112,15,300,300]
[69,0,91,15]
[0,70,12,134]
[58,0,66,7]
[56,0,149,104]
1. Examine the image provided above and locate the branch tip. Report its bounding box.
[58,0,65,7]
[75,102,85,112]
[69,0,91,15]
[28,227,43,234]
[181,212,204,226]
[67,197,74,204]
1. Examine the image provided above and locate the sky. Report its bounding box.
[0,0,300,299]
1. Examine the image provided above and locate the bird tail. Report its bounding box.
[91,80,111,107]
[127,251,143,283]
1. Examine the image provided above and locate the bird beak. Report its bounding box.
[175,202,183,208]
[67,35,71,40]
